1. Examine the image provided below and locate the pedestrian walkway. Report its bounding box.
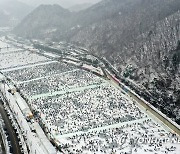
[56,117,150,139]
[30,82,108,100]
[1,60,57,72]
[0,49,25,54]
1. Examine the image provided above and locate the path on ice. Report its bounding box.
[30,82,108,100]
[56,117,150,139]
[1,60,57,72]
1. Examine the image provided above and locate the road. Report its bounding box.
[0,131,5,154]
[0,100,21,154]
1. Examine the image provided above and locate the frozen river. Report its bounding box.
[0,36,180,154]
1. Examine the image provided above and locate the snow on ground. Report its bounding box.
[0,50,49,70]
[7,61,179,153]
[43,52,60,58]
[0,40,11,49]
[59,118,180,154]
[0,39,180,154]
[0,49,25,54]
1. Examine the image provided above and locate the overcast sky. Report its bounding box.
[18,0,101,8]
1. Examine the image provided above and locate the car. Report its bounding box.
[19,141,22,146]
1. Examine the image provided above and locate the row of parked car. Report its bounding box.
[3,101,28,153]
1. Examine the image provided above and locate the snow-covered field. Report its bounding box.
[0,51,49,70]
[0,40,50,71]
[0,38,180,154]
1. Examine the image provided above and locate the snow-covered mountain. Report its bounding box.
[0,11,10,27]
[14,0,180,123]
[14,4,71,39]
[68,3,93,12]
[0,0,33,27]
